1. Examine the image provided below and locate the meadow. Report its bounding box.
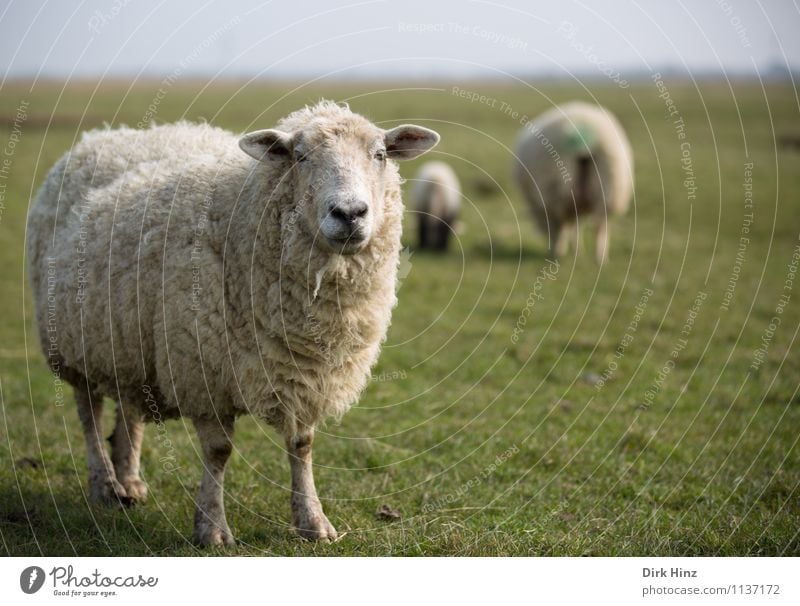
[0,77,798,555]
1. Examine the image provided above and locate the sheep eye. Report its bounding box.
[294,150,308,163]
[374,149,386,162]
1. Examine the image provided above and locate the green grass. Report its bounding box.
[0,78,798,555]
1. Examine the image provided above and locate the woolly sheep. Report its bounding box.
[411,161,461,251]
[513,101,633,264]
[26,101,439,545]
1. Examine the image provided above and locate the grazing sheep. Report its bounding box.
[513,101,633,264]
[26,101,439,545]
[411,161,461,251]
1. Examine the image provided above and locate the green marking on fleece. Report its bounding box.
[565,123,597,153]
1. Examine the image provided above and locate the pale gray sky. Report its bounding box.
[1,0,798,81]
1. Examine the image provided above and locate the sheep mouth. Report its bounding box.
[324,234,367,255]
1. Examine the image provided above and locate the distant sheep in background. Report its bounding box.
[27,101,439,546]
[411,161,461,252]
[513,101,633,264]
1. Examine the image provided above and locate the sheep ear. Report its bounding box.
[384,125,440,160]
[239,129,292,162]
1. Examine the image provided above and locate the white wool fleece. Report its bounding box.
[27,102,413,437]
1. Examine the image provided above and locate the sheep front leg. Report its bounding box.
[287,430,337,541]
[110,403,148,503]
[193,416,235,546]
[75,383,130,507]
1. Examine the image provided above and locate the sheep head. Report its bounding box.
[239,102,439,255]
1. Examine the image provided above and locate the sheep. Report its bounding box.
[26,101,439,545]
[512,101,633,264]
[411,161,461,251]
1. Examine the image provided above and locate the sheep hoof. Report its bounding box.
[294,513,338,542]
[193,522,235,547]
[89,475,133,508]
[119,477,148,503]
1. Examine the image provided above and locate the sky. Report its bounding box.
[1,0,798,82]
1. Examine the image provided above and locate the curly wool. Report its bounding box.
[27,102,403,437]
[513,101,633,228]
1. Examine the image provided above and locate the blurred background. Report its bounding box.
[2,0,799,79]
[0,0,798,556]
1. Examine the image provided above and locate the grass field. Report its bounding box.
[0,78,798,556]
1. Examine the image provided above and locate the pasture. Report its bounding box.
[0,78,798,555]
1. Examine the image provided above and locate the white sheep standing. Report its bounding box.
[513,101,633,264]
[26,101,439,545]
[411,161,461,251]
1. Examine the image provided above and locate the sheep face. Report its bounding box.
[240,116,439,255]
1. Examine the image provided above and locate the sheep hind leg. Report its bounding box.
[110,403,148,503]
[192,416,236,546]
[417,215,430,250]
[568,219,580,256]
[287,429,337,542]
[433,217,451,252]
[546,218,567,260]
[74,382,131,507]
[595,215,609,266]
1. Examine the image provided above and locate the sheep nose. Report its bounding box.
[330,200,368,224]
